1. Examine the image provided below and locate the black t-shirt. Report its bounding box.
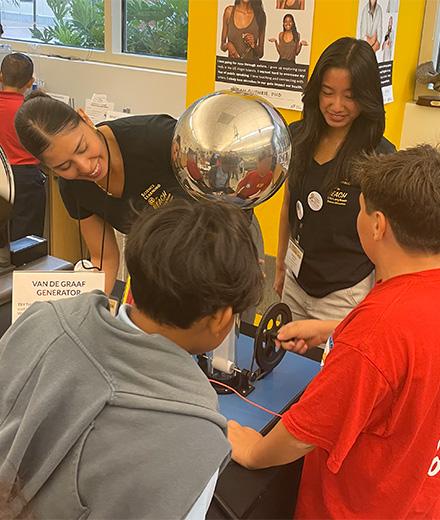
[288,121,396,297]
[59,115,187,234]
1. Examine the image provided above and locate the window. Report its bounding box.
[123,0,188,60]
[0,0,188,71]
[0,0,104,50]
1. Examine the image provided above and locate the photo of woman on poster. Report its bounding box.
[269,13,308,65]
[359,0,383,53]
[276,0,305,9]
[220,0,267,61]
[356,0,400,104]
[382,15,394,62]
[215,0,315,110]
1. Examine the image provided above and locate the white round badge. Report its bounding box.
[296,200,304,220]
[307,191,323,212]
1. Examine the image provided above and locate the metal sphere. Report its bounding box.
[171,91,291,209]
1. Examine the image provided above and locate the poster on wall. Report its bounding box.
[215,0,315,111]
[356,0,400,103]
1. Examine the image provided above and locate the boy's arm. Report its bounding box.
[277,319,339,354]
[228,419,314,470]
[229,342,393,473]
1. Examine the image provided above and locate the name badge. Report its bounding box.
[285,238,304,278]
[321,335,334,368]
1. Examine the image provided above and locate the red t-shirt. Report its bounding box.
[186,157,203,181]
[283,269,440,519]
[236,170,273,198]
[0,91,38,165]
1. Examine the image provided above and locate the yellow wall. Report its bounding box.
[186,0,426,256]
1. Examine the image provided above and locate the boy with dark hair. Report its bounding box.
[0,199,264,519]
[229,145,440,518]
[0,52,46,240]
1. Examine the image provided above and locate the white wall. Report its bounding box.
[30,54,187,118]
[400,102,440,149]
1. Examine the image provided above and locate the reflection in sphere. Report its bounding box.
[171,91,292,210]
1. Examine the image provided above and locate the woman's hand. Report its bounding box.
[243,32,256,48]
[268,37,277,43]
[273,263,286,298]
[300,40,308,46]
[227,41,240,58]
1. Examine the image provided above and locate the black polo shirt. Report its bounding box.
[288,122,396,297]
[59,115,187,234]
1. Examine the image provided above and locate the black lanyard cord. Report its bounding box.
[77,130,111,271]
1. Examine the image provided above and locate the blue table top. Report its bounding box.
[218,334,320,432]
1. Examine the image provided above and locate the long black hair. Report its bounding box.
[283,14,299,43]
[290,37,385,195]
[14,90,81,160]
[234,0,266,32]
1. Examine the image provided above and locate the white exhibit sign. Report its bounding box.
[12,271,106,323]
[85,93,115,124]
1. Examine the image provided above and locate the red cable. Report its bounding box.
[209,378,282,418]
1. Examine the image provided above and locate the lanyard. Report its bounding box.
[77,130,112,272]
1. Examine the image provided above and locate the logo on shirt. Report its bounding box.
[141,183,173,209]
[327,187,348,207]
[428,440,440,477]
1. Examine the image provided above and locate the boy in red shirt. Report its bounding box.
[235,153,273,200]
[229,145,440,518]
[0,53,45,240]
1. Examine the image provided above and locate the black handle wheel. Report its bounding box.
[254,302,292,373]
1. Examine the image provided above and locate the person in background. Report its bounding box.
[382,15,394,62]
[275,37,395,325]
[276,0,305,9]
[186,148,204,183]
[269,14,308,66]
[0,53,46,241]
[220,0,266,61]
[386,0,398,13]
[236,152,273,200]
[359,0,383,52]
[0,24,4,38]
[0,199,264,519]
[229,145,440,519]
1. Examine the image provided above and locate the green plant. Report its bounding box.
[29,0,104,49]
[26,0,188,58]
[125,0,188,59]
